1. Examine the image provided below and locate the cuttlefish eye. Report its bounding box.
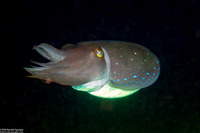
[94,46,104,58]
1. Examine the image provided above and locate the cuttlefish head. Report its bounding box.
[24,43,109,86]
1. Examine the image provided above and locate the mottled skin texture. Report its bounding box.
[25,41,160,92]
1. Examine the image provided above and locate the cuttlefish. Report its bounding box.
[24,41,160,98]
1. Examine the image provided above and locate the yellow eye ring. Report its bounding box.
[94,46,103,58]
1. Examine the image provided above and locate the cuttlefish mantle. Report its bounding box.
[24,41,160,98]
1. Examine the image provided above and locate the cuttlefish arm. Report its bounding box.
[24,43,109,87]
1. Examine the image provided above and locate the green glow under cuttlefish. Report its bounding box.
[72,83,140,98]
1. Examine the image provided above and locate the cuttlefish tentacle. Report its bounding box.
[33,43,65,63]
[30,61,54,67]
[24,66,46,74]
[24,43,108,86]
[24,43,66,75]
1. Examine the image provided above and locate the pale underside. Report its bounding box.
[72,83,140,98]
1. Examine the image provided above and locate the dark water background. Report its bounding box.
[1,0,200,132]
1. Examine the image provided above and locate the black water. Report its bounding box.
[1,0,200,133]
